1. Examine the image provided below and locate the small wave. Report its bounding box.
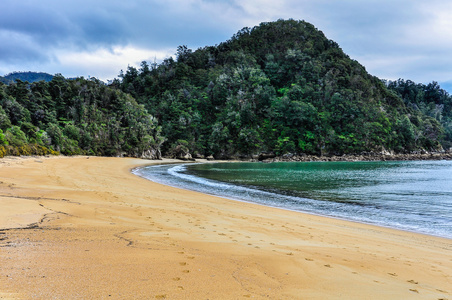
[134,162,452,239]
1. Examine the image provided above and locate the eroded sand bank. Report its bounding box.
[0,156,451,299]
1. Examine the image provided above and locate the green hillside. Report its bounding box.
[119,19,449,158]
[1,19,451,158]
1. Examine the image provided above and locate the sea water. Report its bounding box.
[133,160,452,239]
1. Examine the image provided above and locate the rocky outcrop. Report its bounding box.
[258,152,276,161]
[174,148,195,161]
[256,152,452,163]
[141,148,161,160]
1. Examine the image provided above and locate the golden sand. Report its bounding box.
[0,156,451,299]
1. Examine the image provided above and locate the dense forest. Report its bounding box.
[1,19,451,159]
[0,75,164,158]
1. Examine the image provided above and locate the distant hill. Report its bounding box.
[1,71,54,84]
[0,76,11,85]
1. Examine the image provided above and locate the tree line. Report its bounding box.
[0,76,163,158]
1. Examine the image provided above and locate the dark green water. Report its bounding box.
[186,161,396,203]
[136,160,452,239]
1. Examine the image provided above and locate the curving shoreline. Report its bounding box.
[1,156,451,299]
[135,161,452,240]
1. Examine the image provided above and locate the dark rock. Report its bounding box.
[258,152,276,161]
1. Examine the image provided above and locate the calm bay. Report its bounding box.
[135,160,452,239]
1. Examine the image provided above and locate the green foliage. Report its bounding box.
[0,129,7,145]
[5,126,28,147]
[0,75,163,157]
[386,79,451,150]
[112,19,450,157]
[1,19,450,159]
[0,106,11,130]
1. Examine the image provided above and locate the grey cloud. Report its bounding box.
[1,0,237,56]
[0,29,51,63]
[1,0,451,91]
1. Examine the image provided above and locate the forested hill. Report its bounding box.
[119,19,450,158]
[1,19,451,158]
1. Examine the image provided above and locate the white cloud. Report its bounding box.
[54,45,176,81]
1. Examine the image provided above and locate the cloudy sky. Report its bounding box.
[1,0,452,92]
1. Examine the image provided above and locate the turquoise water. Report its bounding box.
[134,160,452,239]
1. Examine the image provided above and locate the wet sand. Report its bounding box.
[0,156,451,299]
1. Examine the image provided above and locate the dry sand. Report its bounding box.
[0,156,451,299]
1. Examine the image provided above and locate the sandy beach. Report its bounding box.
[0,156,451,299]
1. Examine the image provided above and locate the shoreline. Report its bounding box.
[1,156,451,299]
[136,161,452,240]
